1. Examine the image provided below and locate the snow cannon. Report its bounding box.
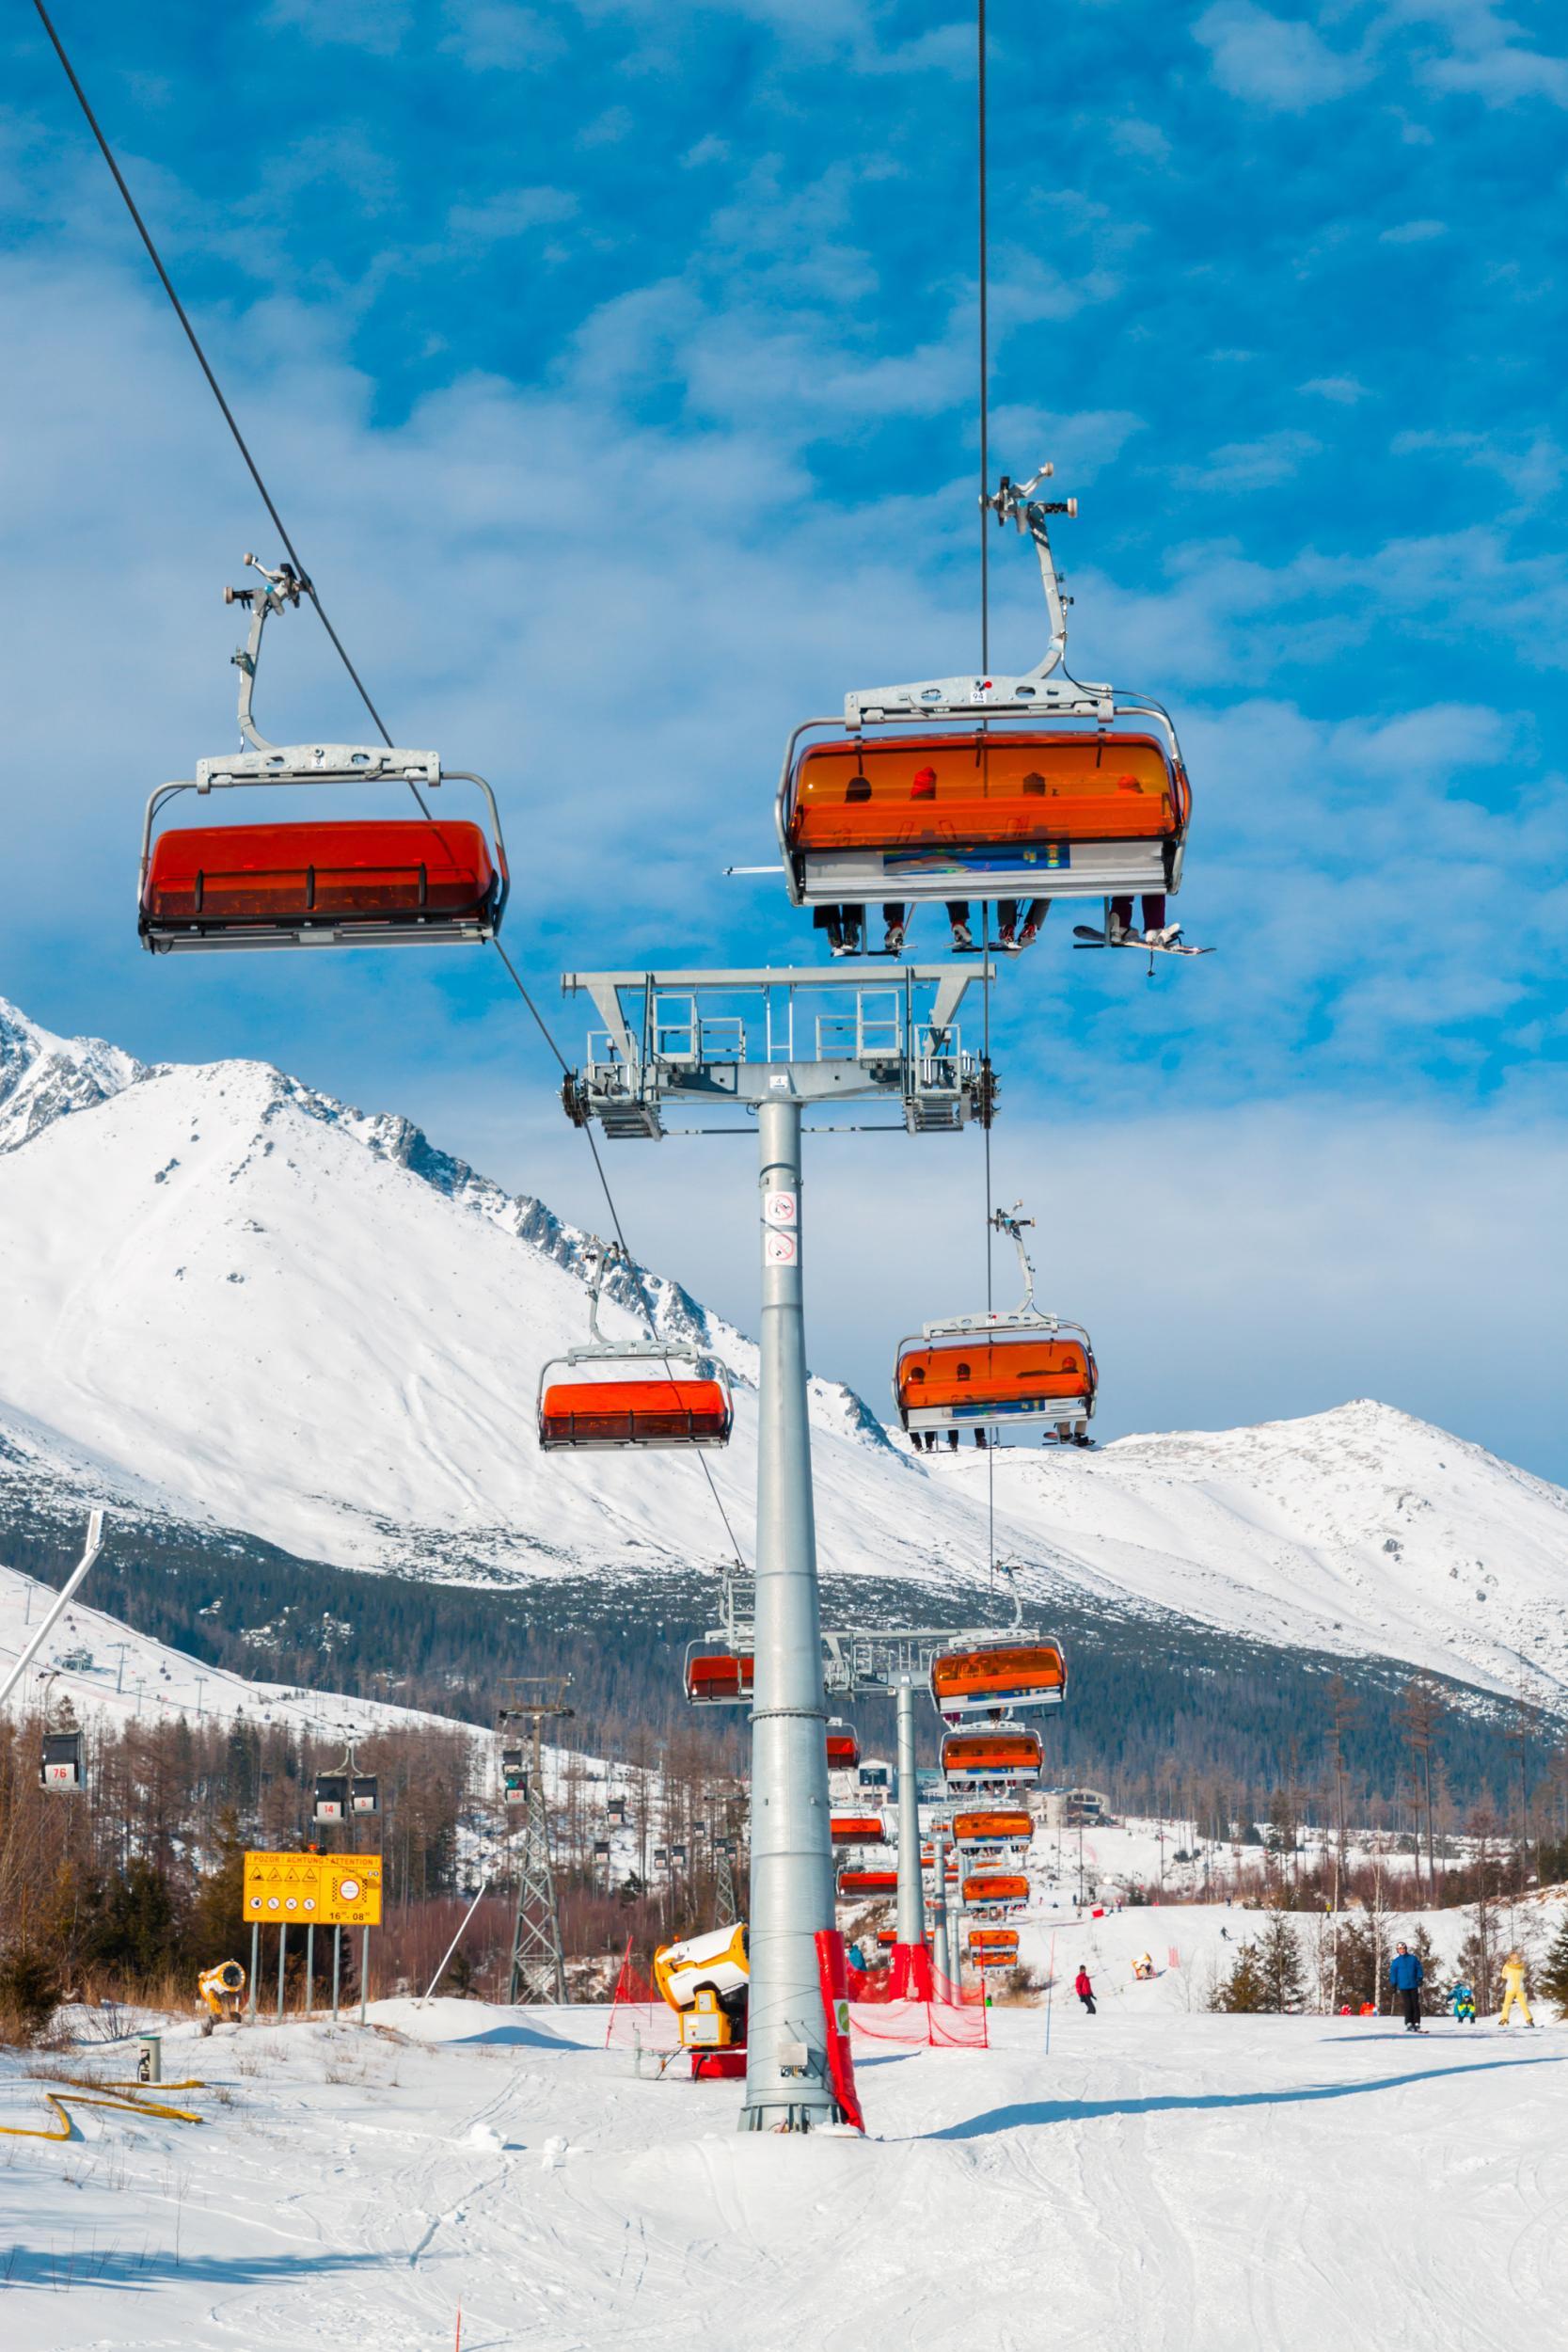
[198,1959,247,2032]
[653,1923,750,2068]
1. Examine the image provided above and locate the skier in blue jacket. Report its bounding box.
[1389,1943,1424,2032]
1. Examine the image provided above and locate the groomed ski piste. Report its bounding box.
[6,1902,1564,2352]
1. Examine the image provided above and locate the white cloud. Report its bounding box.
[1181,430,1323,492]
[1392,427,1567,513]
[1302,375,1370,404]
[445,186,578,245]
[1380,217,1448,243]
[1193,1,1370,110]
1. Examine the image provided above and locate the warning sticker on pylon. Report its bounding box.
[765,1232,798,1264]
[763,1190,798,1228]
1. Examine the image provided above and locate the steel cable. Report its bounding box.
[35,1,747,1571]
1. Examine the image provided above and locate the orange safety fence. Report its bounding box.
[604,1940,682,2051]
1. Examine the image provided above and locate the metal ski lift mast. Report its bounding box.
[561,961,995,2131]
[0,1510,105,1715]
[499,1679,575,2005]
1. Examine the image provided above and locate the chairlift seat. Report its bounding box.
[836,1867,898,1897]
[139,819,503,951]
[684,1653,754,1706]
[931,1642,1068,1719]
[961,1872,1030,1911]
[952,1807,1034,1852]
[782,730,1187,905]
[830,1815,887,1846]
[537,1376,733,1451]
[942,1728,1044,1784]
[896,1333,1096,1432]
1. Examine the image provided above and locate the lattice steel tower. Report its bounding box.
[499,1679,574,2005]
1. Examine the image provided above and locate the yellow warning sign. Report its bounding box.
[243,1851,382,1929]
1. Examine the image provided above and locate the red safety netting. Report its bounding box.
[886,1941,935,2002]
[815,1930,865,2133]
[604,1939,681,2051]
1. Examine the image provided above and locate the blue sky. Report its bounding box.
[3,2,1566,1473]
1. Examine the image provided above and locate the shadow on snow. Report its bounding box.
[927,2051,1568,2141]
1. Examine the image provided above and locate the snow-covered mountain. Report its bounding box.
[1,996,1565,1710]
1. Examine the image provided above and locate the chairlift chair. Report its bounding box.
[895,1207,1097,1442]
[941,1727,1045,1787]
[951,1807,1035,1853]
[830,1814,887,1846]
[776,469,1191,936]
[537,1240,734,1453]
[961,1871,1031,1915]
[930,1641,1067,1723]
[825,1719,861,1769]
[836,1866,898,1898]
[683,1648,754,1706]
[139,558,509,953]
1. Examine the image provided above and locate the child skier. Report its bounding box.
[1498,1950,1534,2027]
[1449,1980,1476,2025]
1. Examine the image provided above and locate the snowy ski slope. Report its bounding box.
[3,996,1567,1706]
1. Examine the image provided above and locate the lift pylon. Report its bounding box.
[499,1679,575,2006]
[561,962,996,2132]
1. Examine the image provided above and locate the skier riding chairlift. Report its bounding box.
[773,467,1204,963]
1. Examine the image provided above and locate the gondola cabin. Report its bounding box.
[351,1775,379,1817]
[537,1370,733,1452]
[593,1839,611,1862]
[961,1872,1030,1913]
[825,1721,861,1769]
[952,1808,1035,1853]
[40,1729,84,1792]
[836,1867,898,1898]
[608,1796,628,1827]
[941,1727,1045,1786]
[501,1747,529,1806]
[895,1330,1096,1437]
[312,1772,348,1824]
[780,728,1188,910]
[930,1642,1067,1721]
[139,818,508,952]
[684,1652,753,1707]
[831,1815,887,1846]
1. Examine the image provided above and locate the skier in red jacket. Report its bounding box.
[1075,1965,1096,2015]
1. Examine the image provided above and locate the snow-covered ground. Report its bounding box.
[4,996,1568,1707]
[5,1983,1563,2350]
[0,1552,467,1743]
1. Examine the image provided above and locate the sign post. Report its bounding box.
[244,1851,383,2026]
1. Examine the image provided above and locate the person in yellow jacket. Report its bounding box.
[1498,1950,1534,2027]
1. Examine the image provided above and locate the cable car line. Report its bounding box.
[34,0,747,1571]
[30,0,396,762]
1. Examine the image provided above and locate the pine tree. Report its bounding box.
[1536,1911,1568,2021]
[1212,1941,1269,2013]
[1256,1910,1306,2011]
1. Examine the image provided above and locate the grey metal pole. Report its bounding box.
[741,1095,836,2133]
[360,1927,369,2026]
[946,1883,963,1986]
[248,1923,259,2024]
[895,1681,927,1954]
[332,1927,341,2023]
[928,1821,948,1989]
[305,1923,314,2021]
[276,1924,286,2023]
